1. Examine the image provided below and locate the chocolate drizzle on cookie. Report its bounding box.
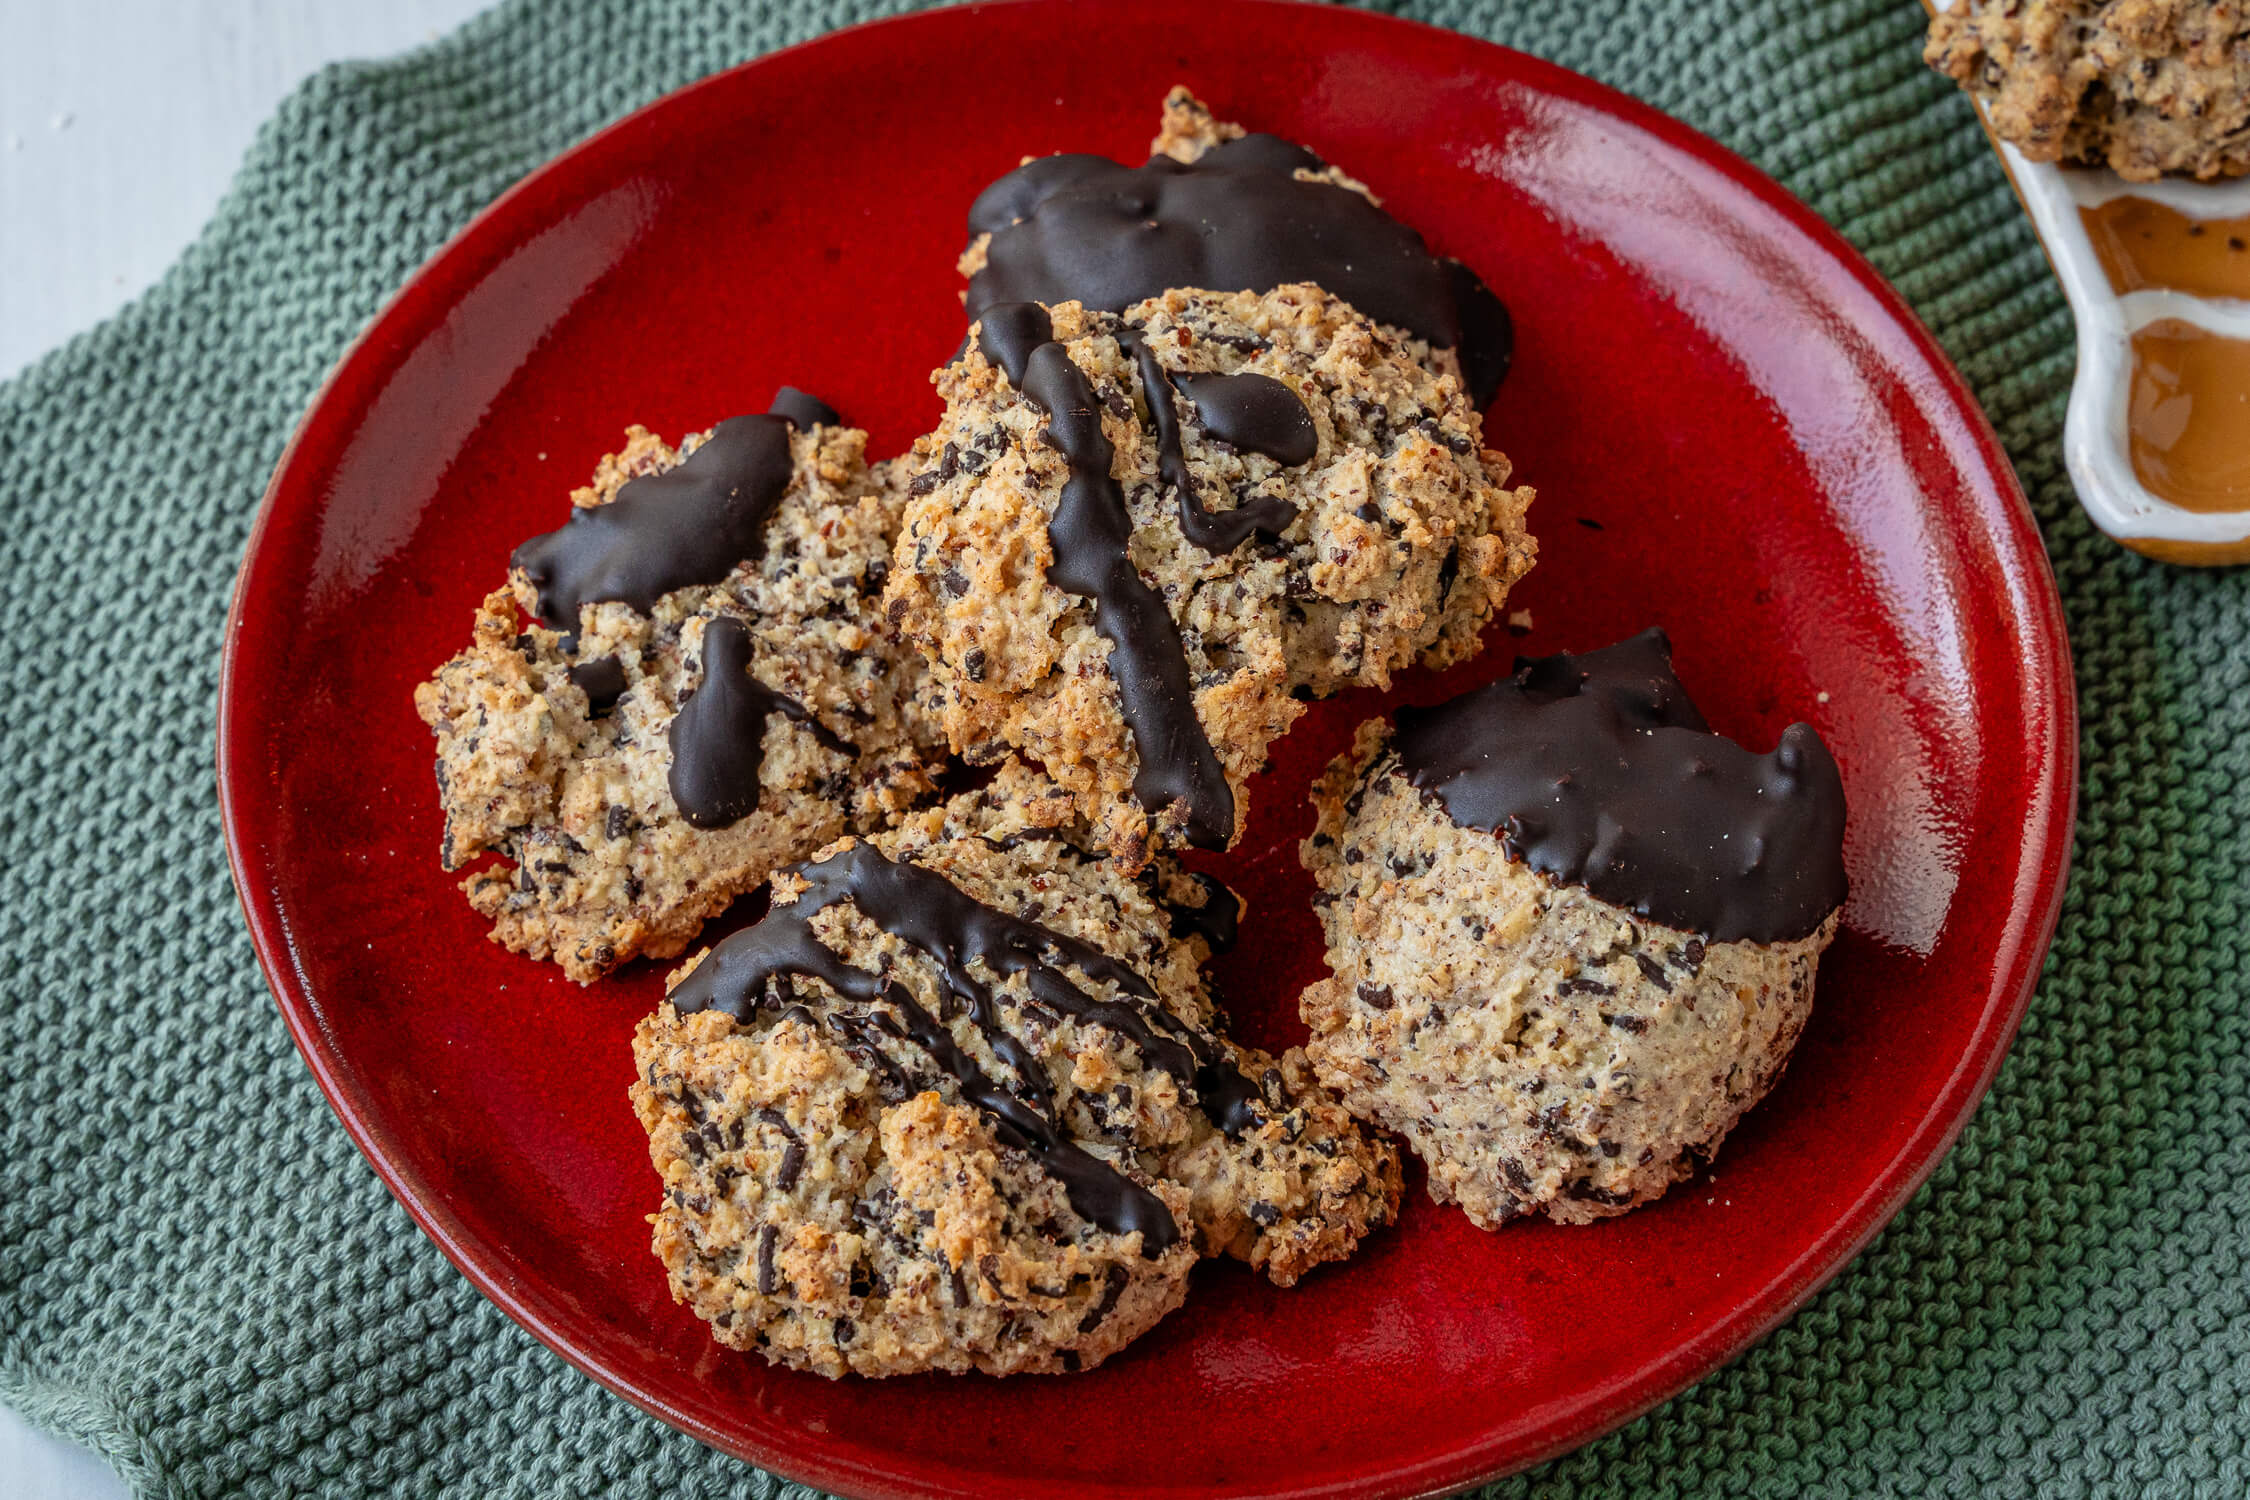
[1174,371,1318,465]
[513,409,812,629]
[667,618,850,830]
[766,386,841,431]
[670,841,1277,1251]
[979,825,1240,956]
[1131,341,1305,553]
[1392,629,1848,944]
[566,654,628,716]
[1444,263,1515,419]
[1158,869,1241,956]
[966,133,1512,405]
[980,303,1234,848]
[975,301,1059,388]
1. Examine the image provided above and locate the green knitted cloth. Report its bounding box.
[2,0,2242,1494]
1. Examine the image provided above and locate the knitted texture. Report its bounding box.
[1,0,2243,1494]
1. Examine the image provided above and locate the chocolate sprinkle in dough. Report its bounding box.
[667,618,851,830]
[767,385,841,431]
[513,413,800,628]
[1393,628,1847,943]
[965,132,1512,406]
[1017,336,1235,848]
[991,299,1311,557]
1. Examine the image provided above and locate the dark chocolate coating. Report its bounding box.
[766,386,841,431]
[665,618,848,830]
[1018,340,1235,849]
[1174,371,1318,466]
[974,301,1056,388]
[1444,261,1515,412]
[1133,343,1300,554]
[565,654,627,716]
[1159,869,1241,956]
[513,413,797,629]
[1392,629,1848,944]
[965,133,1511,406]
[670,842,1278,1251]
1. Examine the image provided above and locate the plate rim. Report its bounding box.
[216,3,2081,1495]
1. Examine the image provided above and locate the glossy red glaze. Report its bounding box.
[217,4,2077,1495]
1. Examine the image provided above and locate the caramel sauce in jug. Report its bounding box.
[2083,198,2250,300]
[2127,319,2250,514]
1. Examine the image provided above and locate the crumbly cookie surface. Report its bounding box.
[635,1011,1197,1378]
[886,286,1534,870]
[1149,86,1247,163]
[1299,723,1836,1228]
[634,776,1400,1377]
[1927,0,2250,180]
[897,764,1401,1285]
[415,422,942,982]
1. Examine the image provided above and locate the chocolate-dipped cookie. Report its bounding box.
[888,287,1534,870]
[634,769,1400,1377]
[415,398,944,982]
[1299,630,1847,1226]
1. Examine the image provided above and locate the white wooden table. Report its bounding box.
[0,0,490,378]
[0,3,490,1488]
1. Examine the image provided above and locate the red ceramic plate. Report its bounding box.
[218,3,2076,1495]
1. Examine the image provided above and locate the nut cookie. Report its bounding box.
[909,758,1248,964]
[886,288,1534,871]
[1299,631,1847,1227]
[634,781,1400,1376]
[1927,0,2250,180]
[635,1010,1197,1378]
[416,400,942,982]
[880,764,1398,1284]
